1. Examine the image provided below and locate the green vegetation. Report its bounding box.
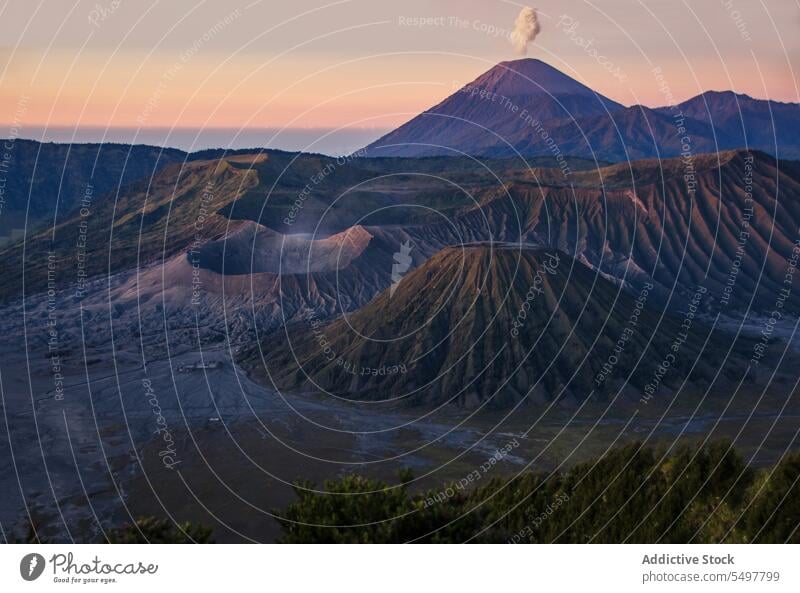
[106,517,214,543]
[14,441,798,543]
[275,441,800,543]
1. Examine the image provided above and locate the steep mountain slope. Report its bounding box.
[253,246,735,408]
[660,91,800,159]
[0,154,261,300]
[400,150,800,314]
[364,59,623,158]
[6,147,796,320]
[196,221,375,274]
[526,105,727,162]
[0,224,422,357]
[0,148,601,303]
[0,140,186,243]
[363,60,800,161]
[4,145,798,370]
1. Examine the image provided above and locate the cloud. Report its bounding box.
[510,7,541,56]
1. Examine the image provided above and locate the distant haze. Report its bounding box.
[12,127,391,155]
[1,0,797,145]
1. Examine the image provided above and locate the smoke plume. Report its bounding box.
[510,7,540,55]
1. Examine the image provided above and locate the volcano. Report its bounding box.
[252,245,737,409]
[364,59,623,158]
[658,91,800,159]
[363,59,800,161]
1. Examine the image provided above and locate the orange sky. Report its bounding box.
[1,0,798,134]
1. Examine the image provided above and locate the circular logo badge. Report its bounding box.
[20,553,46,581]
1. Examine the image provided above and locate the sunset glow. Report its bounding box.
[2,0,798,145]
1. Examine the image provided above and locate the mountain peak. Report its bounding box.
[468,58,618,101]
[362,59,625,157]
[260,244,730,407]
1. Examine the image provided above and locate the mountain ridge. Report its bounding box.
[364,59,800,160]
[251,245,740,408]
